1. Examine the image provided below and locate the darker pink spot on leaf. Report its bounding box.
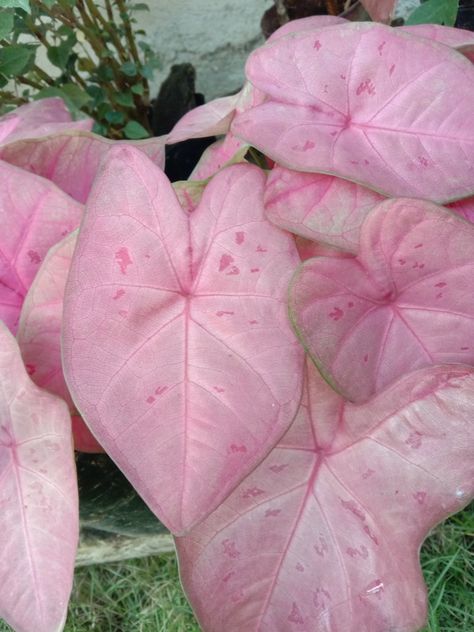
[314,536,328,557]
[219,253,234,272]
[435,282,446,288]
[235,231,245,245]
[115,247,133,275]
[340,498,365,521]
[406,431,423,449]
[214,386,225,393]
[356,79,376,96]
[389,63,396,75]
[269,463,288,473]
[27,250,41,264]
[288,602,304,625]
[256,245,267,253]
[25,364,36,376]
[216,310,234,317]
[229,444,247,454]
[265,508,281,517]
[250,268,260,273]
[155,386,168,395]
[146,396,155,404]
[112,288,125,300]
[313,587,331,610]
[313,40,322,51]
[329,307,344,321]
[222,539,240,559]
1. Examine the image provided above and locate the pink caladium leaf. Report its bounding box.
[189,135,248,181]
[62,148,304,534]
[176,360,474,632]
[0,130,166,203]
[265,166,385,253]
[233,22,474,201]
[0,97,92,145]
[0,321,78,632]
[0,161,83,334]
[17,232,103,453]
[360,0,396,22]
[290,197,474,403]
[167,94,242,144]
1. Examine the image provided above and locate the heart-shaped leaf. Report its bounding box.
[17,232,103,453]
[62,148,304,534]
[167,93,241,144]
[176,360,474,632]
[0,161,83,334]
[265,166,385,253]
[290,198,474,402]
[0,321,78,632]
[232,22,474,201]
[0,97,92,145]
[0,130,166,203]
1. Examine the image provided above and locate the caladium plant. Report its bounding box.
[1,14,474,632]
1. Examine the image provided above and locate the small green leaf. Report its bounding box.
[0,0,30,12]
[141,63,154,79]
[0,9,14,39]
[34,84,91,116]
[0,44,35,77]
[131,83,144,95]
[42,0,56,7]
[131,3,150,10]
[105,110,125,125]
[47,45,69,70]
[120,60,137,76]
[92,121,107,136]
[115,91,134,107]
[406,0,459,26]
[0,73,8,88]
[123,120,149,139]
[86,84,105,106]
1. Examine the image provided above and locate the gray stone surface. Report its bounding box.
[138,0,273,100]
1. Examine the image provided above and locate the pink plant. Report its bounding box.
[1,17,474,632]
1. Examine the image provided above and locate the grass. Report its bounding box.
[0,503,472,632]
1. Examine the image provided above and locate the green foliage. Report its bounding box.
[0,43,35,76]
[0,0,161,139]
[406,0,459,26]
[0,0,30,12]
[123,119,148,138]
[0,9,14,39]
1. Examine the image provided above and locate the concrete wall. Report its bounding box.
[137,0,273,100]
